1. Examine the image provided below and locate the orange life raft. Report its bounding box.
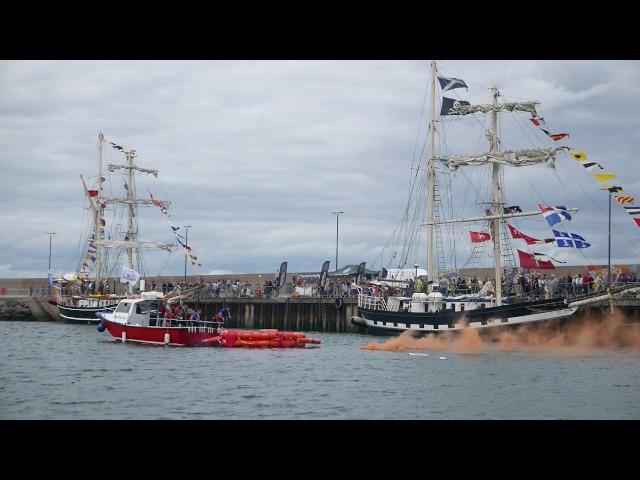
[201,329,320,348]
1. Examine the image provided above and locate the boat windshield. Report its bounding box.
[116,302,132,313]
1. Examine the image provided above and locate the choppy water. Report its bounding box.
[1,321,639,419]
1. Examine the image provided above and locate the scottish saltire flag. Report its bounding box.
[538,204,572,227]
[553,230,591,248]
[437,75,468,91]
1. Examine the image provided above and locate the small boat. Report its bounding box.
[97,292,321,348]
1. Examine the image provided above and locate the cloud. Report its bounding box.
[0,60,638,279]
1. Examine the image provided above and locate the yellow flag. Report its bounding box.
[569,150,588,161]
[593,173,616,183]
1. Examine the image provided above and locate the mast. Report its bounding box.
[490,87,502,306]
[426,60,437,283]
[95,132,104,284]
[126,151,135,270]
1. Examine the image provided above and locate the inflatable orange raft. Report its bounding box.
[201,329,320,348]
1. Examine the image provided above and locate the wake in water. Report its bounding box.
[359,307,640,355]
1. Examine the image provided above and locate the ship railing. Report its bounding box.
[357,294,386,311]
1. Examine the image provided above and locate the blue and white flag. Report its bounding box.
[570,232,591,248]
[538,204,572,227]
[553,230,591,248]
[437,75,468,91]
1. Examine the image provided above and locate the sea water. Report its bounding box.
[1,321,639,419]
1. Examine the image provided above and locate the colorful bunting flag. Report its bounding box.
[569,151,588,161]
[624,206,640,215]
[604,184,624,193]
[614,195,635,205]
[549,133,570,142]
[592,173,616,183]
[582,161,604,171]
[530,116,569,142]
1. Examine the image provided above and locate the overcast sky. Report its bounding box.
[1,60,638,279]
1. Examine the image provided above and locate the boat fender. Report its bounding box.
[335,298,343,309]
[96,321,105,333]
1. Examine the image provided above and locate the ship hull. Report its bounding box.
[57,303,115,324]
[352,298,578,335]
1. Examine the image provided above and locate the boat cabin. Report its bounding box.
[113,298,164,326]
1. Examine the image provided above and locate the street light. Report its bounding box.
[183,225,192,284]
[331,212,344,271]
[44,232,56,294]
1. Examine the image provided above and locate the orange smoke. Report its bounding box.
[359,308,640,356]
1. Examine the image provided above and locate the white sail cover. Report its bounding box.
[436,146,570,170]
[108,164,159,177]
[95,240,174,251]
[448,102,538,116]
[100,197,165,205]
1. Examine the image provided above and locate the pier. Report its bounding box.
[1,289,639,328]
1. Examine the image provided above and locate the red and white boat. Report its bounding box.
[97,292,321,348]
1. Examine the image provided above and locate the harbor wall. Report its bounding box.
[1,294,639,328]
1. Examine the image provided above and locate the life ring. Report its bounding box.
[335,297,343,309]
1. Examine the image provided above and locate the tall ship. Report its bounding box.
[352,61,639,335]
[55,133,174,323]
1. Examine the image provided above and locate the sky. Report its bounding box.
[0,60,639,279]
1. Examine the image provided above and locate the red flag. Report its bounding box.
[87,190,98,197]
[470,231,491,243]
[507,224,554,245]
[634,218,640,228]
[549,133,569,141]
[517,249,555,269]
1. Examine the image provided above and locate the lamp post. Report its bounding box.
[414,263,419,280]
[183,225,192,284]
[44,232,56,295]
[607,191,612,289]
[331,212,344,271]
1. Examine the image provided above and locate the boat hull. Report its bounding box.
[57,303,115,324]
[102,318,219,346]
[352,298,578,335]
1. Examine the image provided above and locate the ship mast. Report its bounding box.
[95,132,104,285]
[125,150,135,270]
[426,60,437,283]
[489,87,502,306]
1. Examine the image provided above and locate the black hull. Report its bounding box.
[57,303,114,324]
[352,297,577,336]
